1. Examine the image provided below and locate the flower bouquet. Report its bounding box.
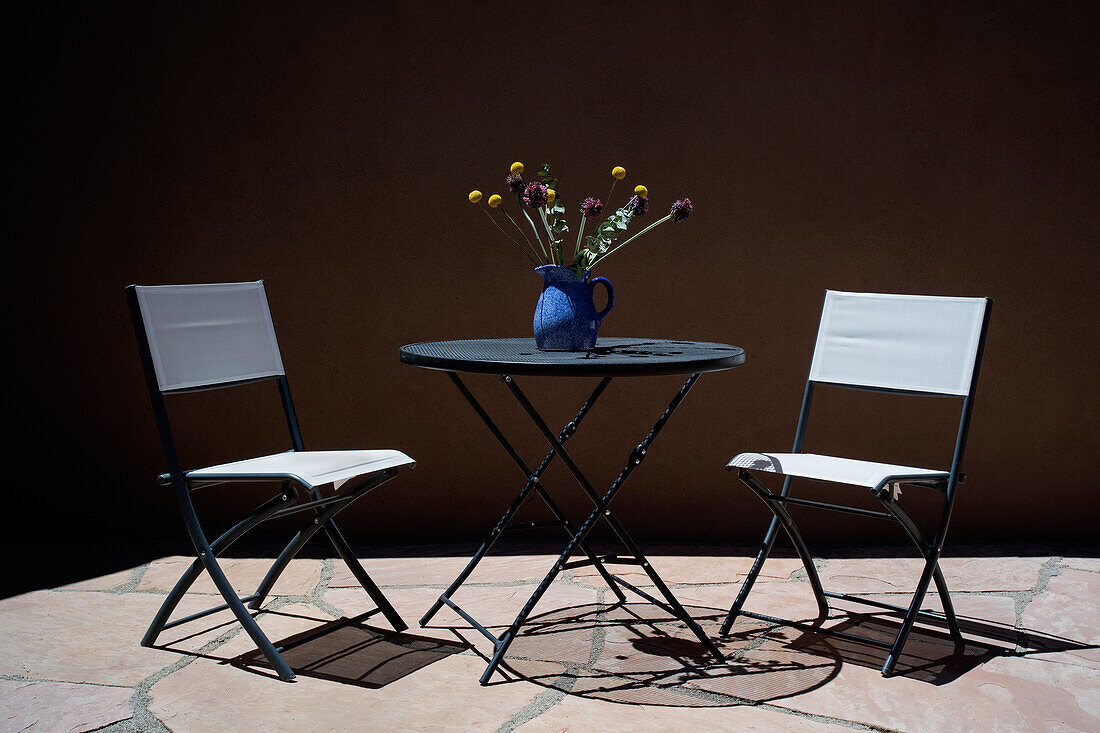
[468,162,692,350]
[468,162,692,276]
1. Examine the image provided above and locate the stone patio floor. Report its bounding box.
[1,542,1097,731]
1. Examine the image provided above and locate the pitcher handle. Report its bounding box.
[590,277,614,325]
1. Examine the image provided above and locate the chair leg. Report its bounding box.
[170,486,295,681]
[322,519,407,632]
[882,493,962,676]
[249,515,329,611]
[143,488,293,648]
[882,552,943,676]
[720,513,781,635]
[880,498,963,641]
[250,478,377,608]
[737,469,830,619]
[249,475,407,633]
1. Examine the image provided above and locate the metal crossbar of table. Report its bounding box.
[400,337,745,684]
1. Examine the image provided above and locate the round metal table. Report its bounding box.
[400,337,746,684]
[399,337,745,377]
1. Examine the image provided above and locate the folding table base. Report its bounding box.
[421,371,725,685]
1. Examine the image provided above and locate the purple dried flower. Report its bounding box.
[507,173,526,195]
[580,197,603,217]
[522,182,549,207]
[670,198,693,221]
[627,195,649,218]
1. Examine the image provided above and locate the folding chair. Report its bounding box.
[721,290,992,676]
[126,281,415,681]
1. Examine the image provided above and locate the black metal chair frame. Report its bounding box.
[721,298,993,677]
[419,370,727,685]
[126,285,407,682]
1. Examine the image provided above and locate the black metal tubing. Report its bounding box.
[160,594,262,632]
[442,596,502,647]
[419,373,624,627]
[721,298,994,677]
[719,381,816,636]
[249,471,398,613]
[562,555,646,570]
[878,498,962,640]
[606,574,679,618]
[502,520,565,532]
[126,284,409,682]
[822,591,956,627]
[142,487,296,646]
[739,610,894,649]
[736,468,830,619]
[476,372,723,685]
[267,490,358,519]
[767,494,896,520]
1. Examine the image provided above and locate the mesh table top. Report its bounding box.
[399,338,745,377]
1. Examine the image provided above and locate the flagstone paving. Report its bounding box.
[0,544,1096,732]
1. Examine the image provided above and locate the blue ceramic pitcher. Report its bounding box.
[533,265,614,350]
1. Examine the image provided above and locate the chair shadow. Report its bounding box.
[156,607,469,688]
[230,613,469,688]
[781,607,1097,684]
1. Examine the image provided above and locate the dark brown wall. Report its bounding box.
[7,1,1098,549]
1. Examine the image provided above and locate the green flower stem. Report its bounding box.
[538,207,561,265]
[520,206,549,262]
[500,207,545,264]
[573,215,587,263]
[483,206,538,266]
[590,213,672,268]
[604,179,618,213]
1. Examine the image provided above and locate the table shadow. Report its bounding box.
[484,600,1095,707]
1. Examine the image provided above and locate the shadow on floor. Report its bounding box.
[782,607,1096,684]
[151,607,469,689]
[229,611,470,686]
[477,601,1096,707]
[231,612,469,688]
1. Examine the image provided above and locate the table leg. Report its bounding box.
[480,373,723,685]
[420,373,625,628]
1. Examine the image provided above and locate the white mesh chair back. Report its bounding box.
[133,281,285,392]
[808,291,988,396]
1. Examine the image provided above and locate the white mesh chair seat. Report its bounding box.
[186,449,416,489]
[728,452,948,489]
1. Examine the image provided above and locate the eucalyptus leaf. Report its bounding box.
[538,163,559,190]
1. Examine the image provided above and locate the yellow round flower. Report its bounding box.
[468,190,483,203]
[612,166,626,180]
[488,194,503,208]
[634,185,648,197]
[510,161,524,174]
[546,188,556,203]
